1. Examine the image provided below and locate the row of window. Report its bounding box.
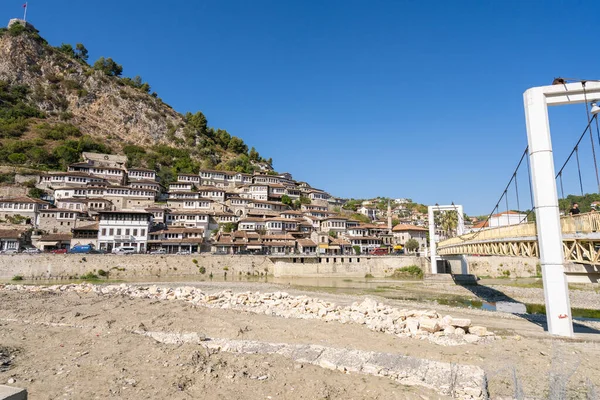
[101,228,146,237]
[0,203,36,210]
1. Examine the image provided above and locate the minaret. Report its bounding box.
[387,199,392,233]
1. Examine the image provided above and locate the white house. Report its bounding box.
[97,211,152,253]
[489,211,527,228]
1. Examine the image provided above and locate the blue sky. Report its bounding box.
[2,0,600,215]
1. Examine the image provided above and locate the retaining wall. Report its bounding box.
[0,254,427,281]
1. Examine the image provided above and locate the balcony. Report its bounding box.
[113,235,135,241]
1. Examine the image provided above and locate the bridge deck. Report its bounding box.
[438,212,600,265]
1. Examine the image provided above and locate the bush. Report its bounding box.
[390,265,423,279]
[11,275,23,281]
[80,272,98,280]
[35,122,81,140]
[28,188,45,199]
[353,245,361,255]
[198,266,206,274]
[192,259,198,264]
[365,273,374,278]
[8,23,25,37]
[97,269,108,277]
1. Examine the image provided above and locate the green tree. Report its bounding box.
[28,188,45,199]
[222,222,237,233]
[405,238,419,253]
[75,43,89,62]
[93,57,123,76]
[299,196,311,205]
[328,230,337,238]
[248,147,259,161]
[228,136,248,154]
[352,245,361,255]
[281,194,292,207]
[58,43,75,58]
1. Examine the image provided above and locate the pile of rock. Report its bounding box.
[1,283,495,345]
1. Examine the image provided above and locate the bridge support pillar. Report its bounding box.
[524,85,578,337]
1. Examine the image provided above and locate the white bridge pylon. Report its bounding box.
[428,204,464,275]
[525,81,600,337]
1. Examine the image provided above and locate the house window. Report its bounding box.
[109,229,114,235]
[102,229,106,236]
[117,229,121,235]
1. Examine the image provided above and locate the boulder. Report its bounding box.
[454,327,466,336]
[418,318,440,333]
[450,318,471,328]
[468,326,488,336]
[463,334,480,343]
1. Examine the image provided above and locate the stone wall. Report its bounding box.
[462,255,539,278]
[0,254,428,281]
[272,256,427,277]
[0,254,274,280]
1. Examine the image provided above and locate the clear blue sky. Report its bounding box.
[2,0,599,215]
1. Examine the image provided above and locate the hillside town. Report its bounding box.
[0,152,434,255]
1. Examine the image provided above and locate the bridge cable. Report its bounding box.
[582,82,600,192]
[575,146,584,196]
[457,147,529,241]
[555,114,598,180]
[514,171,520,213]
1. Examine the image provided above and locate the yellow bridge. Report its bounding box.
[437,212,600,265]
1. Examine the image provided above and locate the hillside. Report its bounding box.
[0,21,271,181]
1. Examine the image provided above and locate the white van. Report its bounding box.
[112,246,136,255]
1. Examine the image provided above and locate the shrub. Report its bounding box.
[192,259,198,264]
[8,23,25,36]
[80,272,98,280]
[28,188,45,199]
[198,266,206,274]
[391,265,423,279]
[97,269,108,277]
[11,275,23,281]
[365,273,374,278]
[353,245,361,255]
[223,266,229,271]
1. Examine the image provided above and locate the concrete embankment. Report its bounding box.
[0,254,426,281]
[5,253,591,282]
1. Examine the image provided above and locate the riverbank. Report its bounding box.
[1,281,599,399]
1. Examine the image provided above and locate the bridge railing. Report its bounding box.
[438,211,600,248]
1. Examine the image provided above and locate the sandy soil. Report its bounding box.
[1,281,599,399]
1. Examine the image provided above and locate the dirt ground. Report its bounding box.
[1,281,599,399]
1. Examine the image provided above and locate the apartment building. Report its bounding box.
[97,211,152,253]
[0,197,50,226]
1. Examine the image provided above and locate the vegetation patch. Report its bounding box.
[389,265,423,279]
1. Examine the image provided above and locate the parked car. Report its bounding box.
[50,248,68,254]
[150,249,167,255]
[22,247,42,254]
[176,250,191,255]
[369,248,389,256]
[0,248,18,254]
[112,246,136,255]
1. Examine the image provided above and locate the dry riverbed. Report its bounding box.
[0,280,599,399]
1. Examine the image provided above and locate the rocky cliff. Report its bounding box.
[0,22,270,174]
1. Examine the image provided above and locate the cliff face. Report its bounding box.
[0,31,185,148]
[0,24,270,173]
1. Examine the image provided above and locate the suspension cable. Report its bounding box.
[555,114,598,179]
[514,171,520,212]
[575,146,584,196]
[459,147,529,240]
